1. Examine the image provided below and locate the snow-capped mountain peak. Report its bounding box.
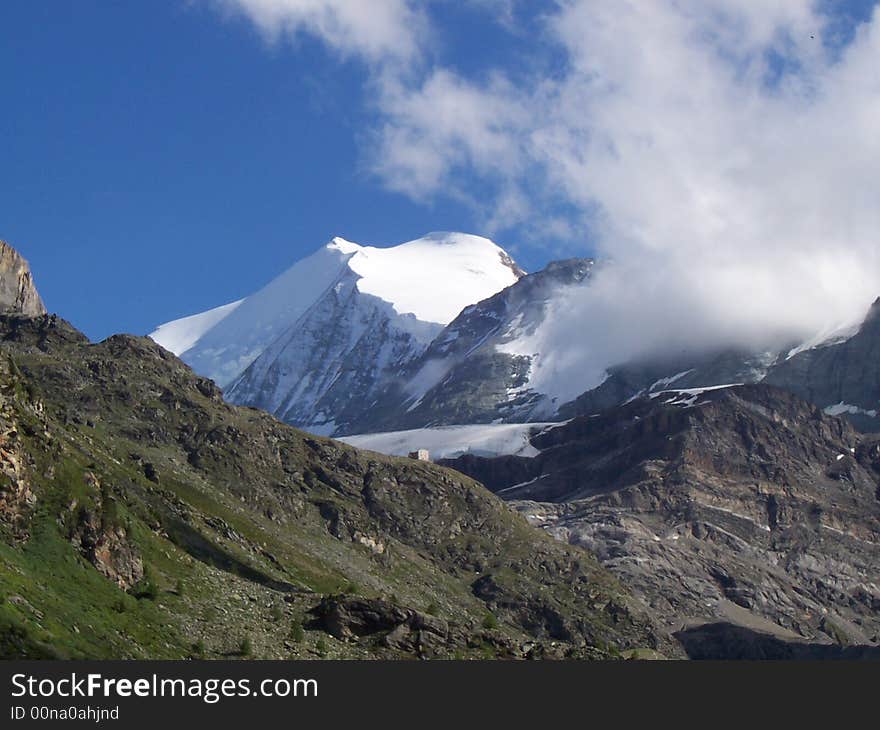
[149,232,523,433]
[344,231,523,323]
[327,236,361,255]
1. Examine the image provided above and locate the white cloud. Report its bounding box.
[367,0,880,400]
[213,0,424,62]
[373,69,528,198]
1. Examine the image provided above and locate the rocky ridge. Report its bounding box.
[763,298,880,430]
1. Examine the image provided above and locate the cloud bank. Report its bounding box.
[215,0,880,401]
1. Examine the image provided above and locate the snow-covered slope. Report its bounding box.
[150,231,880,438]
[151,237,362,387]
[149,299,243,357]
[340,423,563,460]
[149,232,523,434]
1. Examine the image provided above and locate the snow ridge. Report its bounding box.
[149,299,243,357]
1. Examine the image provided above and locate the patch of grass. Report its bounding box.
[0,519,185,659]
[290,621,305,643]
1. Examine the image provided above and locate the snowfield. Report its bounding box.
[148,299,243,357]
[824,402,878,418]
[338,422,564,460]
[649,383,743,407]
[345,232,521,323]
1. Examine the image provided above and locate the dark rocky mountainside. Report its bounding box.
[0,311,668,659]
[442,385,880,657]
[763,298,880,431]
[0,241,46,317]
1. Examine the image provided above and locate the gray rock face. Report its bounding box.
[557,348,783,419]
[0,241,46,317]
[763,299,880,430]
[443,384,880,651]
[347,258,596,433]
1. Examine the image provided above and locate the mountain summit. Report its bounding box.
[150,232,523,434]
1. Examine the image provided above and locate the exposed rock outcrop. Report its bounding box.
[308,595,450,656]
[67,472,144,590]
[0,241,46,317]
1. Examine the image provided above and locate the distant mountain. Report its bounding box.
[151,231,880,439]
[557,297,880,433]
[150,233,523,435]
[556,347,783,420]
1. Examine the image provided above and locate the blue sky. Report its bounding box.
[2,1,878,342]
[1,1,545,339]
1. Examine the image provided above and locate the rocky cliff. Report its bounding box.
[0,241,46,317]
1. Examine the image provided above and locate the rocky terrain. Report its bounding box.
[556,348,782,420]
[442,385,880,658]
[6,235,880,660]
[0,241,667,659]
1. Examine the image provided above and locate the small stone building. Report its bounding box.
[408,449,430,462]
